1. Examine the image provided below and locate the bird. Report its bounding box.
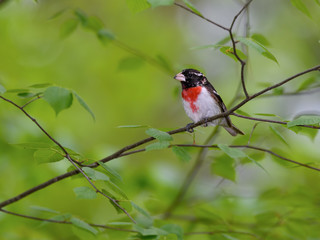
[174,68,244,136]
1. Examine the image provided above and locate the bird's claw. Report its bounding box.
[186,123,194,133]
[203,118,209,127]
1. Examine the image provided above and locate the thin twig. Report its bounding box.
[233,113,320,129]
[174,3,229,31]
[228,0,253,98]
[261,87,320,98]
[65,155,136,223]
[175,0,253,98]
[0,65,319,211]
[0,209,137,232]
[0,95,136,223]
[1,208,260,237]
[0,96,69,155]
[21,95,42,109]
[247,123,259,145]
[174,144,320,172]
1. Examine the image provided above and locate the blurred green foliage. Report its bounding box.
[0,0,320,239]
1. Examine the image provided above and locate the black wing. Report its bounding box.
[204,81,233,127]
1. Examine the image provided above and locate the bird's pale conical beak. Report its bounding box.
[174,72,185,82]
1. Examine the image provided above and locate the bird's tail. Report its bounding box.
[223,124,244,136]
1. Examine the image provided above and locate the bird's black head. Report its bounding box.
[174,69,208,89]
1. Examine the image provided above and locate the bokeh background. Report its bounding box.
[0,0,320,239]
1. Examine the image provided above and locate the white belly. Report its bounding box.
[182,87,224,126]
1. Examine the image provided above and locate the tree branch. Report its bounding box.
[0,95,136,223]
[1,208,260,238]
[175,144,320,172]
[21,95,42,109]
[233,113,320,129]
[175,0,253,98]
[0,64,319,215]
[0,209,137,233]
[228,0,253,98]
[174,2,229,31]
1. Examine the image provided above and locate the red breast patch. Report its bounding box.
[182,86,202,113]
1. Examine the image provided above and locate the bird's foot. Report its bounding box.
[186,123,194,133]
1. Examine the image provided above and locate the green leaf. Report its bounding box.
[269,126,289,146]
[247,156,269,175]
[18,92,37,98]
[50,213,72,222]
[218,144,247,159]
[107,222,133,226]
[272,86,284,95]
[72,91,95,120]
[131,202,151,218]
[104,181,128,200]
[126,0,151,13]
[60,18,78,38]
[183,0,203,17]
[220,46,247,62]
[298,127,318,141]
[246,151,265,163]
[118,56,145,71]
[161,224,183,240]
[6,88,30,93]
[74,9,104,32]
[97,29,115,45]
[171,146,191,162]
[191,36,231,51]
[73,186,97,199]
[34,149,64,164]
[43,86,73,115]
[0,83,6,94]
[296,77,317,92]
[74,9,88,26]
[211,155,236,181]
[29,83,52,89]
[102,189,122,213]
[251,33,271,46]
[287,115,320,128]
[30,205,60,214]
[12,142,51,149]
[238,37,278,63]
[148,0,174,8]
[134,225,158,236]
[255,113,279,117]
[235,109,251,117]
[98,161,123,182]
[70,217,98,235]
[49,9,66,20]
[290,0,312,18]
[117,124,148,128]
[145,128,173,141]
[102,189,132,214]
[145,141,170,151]
[82,167,110,181]
[315,0,320,6]
[85,16,104,32]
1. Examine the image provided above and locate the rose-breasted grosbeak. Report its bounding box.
[174,69,244,136]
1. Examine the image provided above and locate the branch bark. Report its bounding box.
[0,64,319,210]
